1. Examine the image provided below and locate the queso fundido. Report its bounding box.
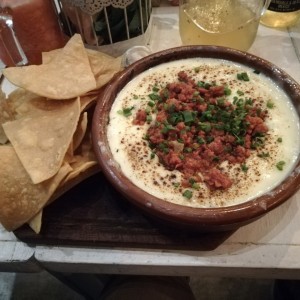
[107,58,300,208]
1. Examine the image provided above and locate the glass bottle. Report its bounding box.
[260,0,300,28]
[0,0,66,66]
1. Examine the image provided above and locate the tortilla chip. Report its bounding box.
[0,89,13,144]
[42,47,122,89]
[3,97,81,184]
[28,210,43,234]
[42,48,60,64]
[48,163,100,205]
[80,94,98,112]
[0,33,122,234]
[3,34,96,99]
[85,48,122,89]
[73,112,88,151]
[61,160,98,187]
[0,146,71,231]
[6,88,36,114]
[6,88,48,119]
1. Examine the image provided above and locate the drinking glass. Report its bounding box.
[179,0,271,51]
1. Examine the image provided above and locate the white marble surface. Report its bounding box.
[0,226,39,272]
[2,6,300,277]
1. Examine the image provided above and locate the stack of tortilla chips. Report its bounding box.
[0,34,122,233]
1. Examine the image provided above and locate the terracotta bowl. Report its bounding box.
[92,46,300,232]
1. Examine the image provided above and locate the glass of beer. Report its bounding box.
[179,0,271,51]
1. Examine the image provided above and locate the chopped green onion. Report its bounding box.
[146,115,152,123]
[184,147,193,153]
[235,135,245,146]
[189,178,196,185]
[204,82,212,89]
[118,106,134,117]
[148,93,161,101]
[267,100,275,109]
[192,183,200,190]
[276,161,286,171]
[245,98,253,106]
[206,136,214,143]
[148,101,155,107]
[236,98,244,107]
[197,81,205,88]
[182,190,193,199]
[182,110,196,123]
[251,136,265,148]
[224,86,232,96]
[258,152,270,158]
[241,164,248,172]
[198,122,211,132]
[162,89,169,99]
[217,97,225,106]
[237,72,250,81]
[213,156,220,162]
[169,112,184,125]
[161,124,175,134]
[196,136,205,144]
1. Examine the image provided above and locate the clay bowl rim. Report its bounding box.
[92,45,300,230]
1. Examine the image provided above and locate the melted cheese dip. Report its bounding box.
[107,58,300,207]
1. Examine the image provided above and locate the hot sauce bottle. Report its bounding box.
[0,0,67,66]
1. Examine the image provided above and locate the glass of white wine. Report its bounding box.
[179,0,271,51]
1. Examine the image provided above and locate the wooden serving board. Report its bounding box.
[14,172,235,250]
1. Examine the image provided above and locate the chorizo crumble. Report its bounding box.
[133,70,269,192]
